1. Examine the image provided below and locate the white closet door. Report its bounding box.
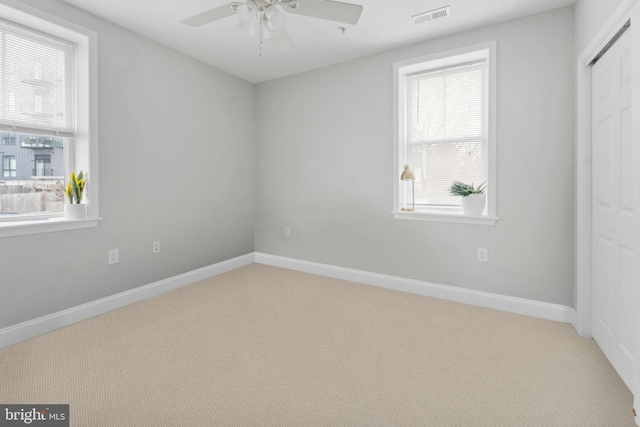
[592,28,634,391]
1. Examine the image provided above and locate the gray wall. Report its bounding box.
[0,0,255,329]
[255,7,575,306]
[0,3,581,332]
[575,0,627,56]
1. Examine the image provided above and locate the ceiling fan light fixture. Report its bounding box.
[265,5,286,30]
[239,21,256,36]
[237,0,258,26]
[261,20,282,39]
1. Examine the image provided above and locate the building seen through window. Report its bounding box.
[0,131,65,216]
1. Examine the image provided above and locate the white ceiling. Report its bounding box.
[57,0,576,83]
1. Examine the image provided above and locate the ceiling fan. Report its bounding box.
[180,0,364,53]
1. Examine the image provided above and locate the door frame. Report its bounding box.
[632,6,640,421]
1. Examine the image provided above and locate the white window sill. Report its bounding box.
[0,216,102,238]
[392,210,498,225]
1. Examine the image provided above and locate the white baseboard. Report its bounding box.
[254,252,575,324]
[1,251,576,350]
[0,253,254,350]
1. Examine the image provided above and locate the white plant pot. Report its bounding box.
[65,203,86,220]
[461,194,486,215]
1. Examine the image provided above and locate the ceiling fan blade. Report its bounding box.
[283,0,363,25]
[180,2,241,27]
[270,27,294,53]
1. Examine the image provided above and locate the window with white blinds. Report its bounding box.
[394,42,496,223]
[0,1,99,235]
[0,18,75,137]
[405,59,487,207]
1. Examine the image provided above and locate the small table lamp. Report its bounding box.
[401,164,415,211]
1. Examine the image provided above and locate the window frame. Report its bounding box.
[0,0,100,238]
[392,41,498,225]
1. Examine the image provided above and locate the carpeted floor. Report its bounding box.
[0,264,635,426]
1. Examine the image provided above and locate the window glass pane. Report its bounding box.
[0,18,75,135]
[0,131,65,216]
[405,141,485,206]
[407,63,484,143]
[402,56,488,208]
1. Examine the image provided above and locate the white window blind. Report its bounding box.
[0,18,75,137]
[404,60,487,206]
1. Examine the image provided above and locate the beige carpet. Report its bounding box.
[0,264,635,426]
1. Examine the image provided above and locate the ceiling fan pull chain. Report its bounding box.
[259,12,263,56]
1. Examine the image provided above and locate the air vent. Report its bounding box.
[412,6,451,25]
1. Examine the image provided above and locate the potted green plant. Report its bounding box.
[449,180,486,215]
[64,170,87,219]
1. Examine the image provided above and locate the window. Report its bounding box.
[34,154,51,176]
[0,2,99,237]
[1,132,15,145]
[393,42,497,225]
[2,155,15,178]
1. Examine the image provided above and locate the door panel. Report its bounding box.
[595,116,613,208]
[592,29,634,391]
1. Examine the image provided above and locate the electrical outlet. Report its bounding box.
[477,247,488,263]
[152,241,160,254]
[108,249,119,264]
[284,226,291,237]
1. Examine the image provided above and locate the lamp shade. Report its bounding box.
[265,5,286,30]
[237,1,258,26]
[401,165,415,181]
[262,20,281,39]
